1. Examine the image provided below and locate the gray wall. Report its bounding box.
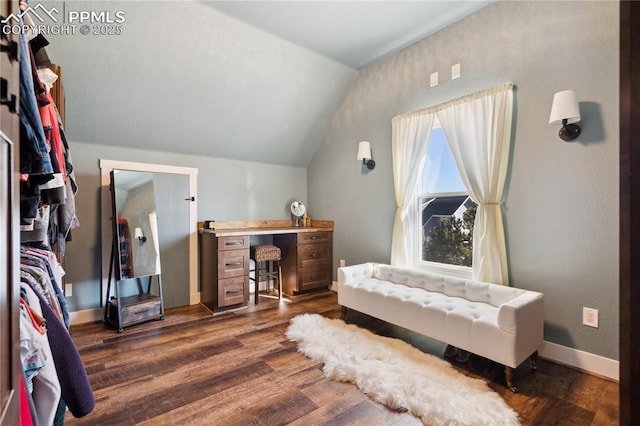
[308,1,619,359]
[65,141,306,311]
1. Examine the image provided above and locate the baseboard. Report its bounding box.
[69,307,103,325]
[331,281,337,292]
[539,340,619,381]
[70,295,203,325]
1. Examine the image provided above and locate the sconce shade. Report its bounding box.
[134,227,146,243]
[357,141,376,170]
[357,141,372,160]
[549,90,581,125]
[549,90,581,141]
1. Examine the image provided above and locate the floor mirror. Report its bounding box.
[104,169,164,332]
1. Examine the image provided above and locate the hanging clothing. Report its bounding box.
[18,17,79,257]
[30,287,96,418]
[21,205,50,244]
[19,247,95,421]
[53,127,80,245]
[16,6,90,422]
[39,91,66,206]
[20,285,61,426]
[21,247,69,328]
[17,18,52,179]
[20,375,36,426]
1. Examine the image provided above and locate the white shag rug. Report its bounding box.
[285,313,520,426]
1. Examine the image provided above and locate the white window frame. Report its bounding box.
[415,123,473,280]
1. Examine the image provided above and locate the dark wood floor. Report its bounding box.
[64,291,618,425]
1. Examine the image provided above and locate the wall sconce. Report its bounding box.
[549,90,581,141]
[357,141,376,170]
[134,227,147,243]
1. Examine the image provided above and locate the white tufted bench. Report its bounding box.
[337,262,544,391]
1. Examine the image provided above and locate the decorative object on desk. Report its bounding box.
[286,314,520,426]
[357,141,376,170]
[549,89,581,141]
[302,212,312,227]
[204,220,216,230]
[290,200,306,227]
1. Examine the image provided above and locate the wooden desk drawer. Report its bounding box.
[218,236,249,251]
[298,232,332,244]
[218,276,248,307]
[217,248,249,279]
[298,242,331,268]
[299,266,331,292]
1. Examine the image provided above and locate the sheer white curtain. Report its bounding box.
[390,111,436,266]
[436,83,514,285]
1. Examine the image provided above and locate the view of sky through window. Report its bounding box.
[421,127,465,194]
[422,127,466,194]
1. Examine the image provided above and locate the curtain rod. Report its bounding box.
[392,82,514,122]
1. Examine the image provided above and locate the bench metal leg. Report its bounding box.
[504,350,538,393]
[504,366,518,393]
[530,350,539,370]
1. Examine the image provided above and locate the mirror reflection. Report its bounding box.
[111,170,161,279]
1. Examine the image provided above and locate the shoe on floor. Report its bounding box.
[469,354,487,372]
[455,350,470,363]
[444,345,459,359]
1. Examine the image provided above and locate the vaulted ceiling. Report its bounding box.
[206,1,492,69]
[47,1,491,167]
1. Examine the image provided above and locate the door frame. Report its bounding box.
[619,2,639,423]
[99,159,199,307]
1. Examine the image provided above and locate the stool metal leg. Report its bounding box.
[253,257,282,304]
[266,260,273,293]
[254,260,261,305]
[277,260,283,300]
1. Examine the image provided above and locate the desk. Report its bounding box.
[199,220,333,313]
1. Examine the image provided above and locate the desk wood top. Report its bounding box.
[198,220,333,237]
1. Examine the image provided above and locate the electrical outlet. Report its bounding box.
[430,72,438,87]
[583,307,598,328]
[65,283,73,297]
[451,63,461,79]
[339,259,346,268]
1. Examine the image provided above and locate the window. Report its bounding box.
[418,121,476,274]
[392,84,512,281]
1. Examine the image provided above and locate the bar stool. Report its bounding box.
[250,245,282,304]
